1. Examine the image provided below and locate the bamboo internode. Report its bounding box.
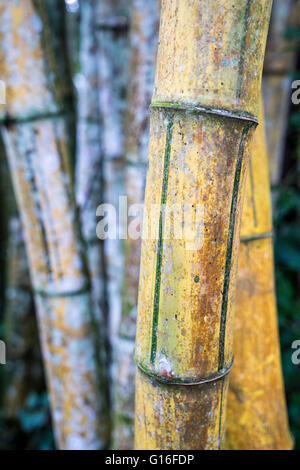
[135,0,273,449]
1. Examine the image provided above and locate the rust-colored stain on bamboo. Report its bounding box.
[226,98,293,450]
[135,0,273,450]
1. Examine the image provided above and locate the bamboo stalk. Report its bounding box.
[226,98,293,450]
[94,1,131,447]
[0,0,107,449]
[0,147,46,424]
[95,0,130,347]
[134,0,273,450]
[263,0,299,186]
[94,1,132,435]
[0,147,41,421]
[113,0,160,449]
[3,215,45,421]
[76,0,103,215]
[75,0,111,443]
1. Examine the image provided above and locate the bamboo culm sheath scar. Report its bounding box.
[134,0,273,450]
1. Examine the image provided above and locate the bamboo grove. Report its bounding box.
[0,0,298,451]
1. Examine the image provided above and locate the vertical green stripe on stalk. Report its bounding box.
[150,115,174,364]
[218,122,252,370]
[236,0,251,100]
[249,157,258,227]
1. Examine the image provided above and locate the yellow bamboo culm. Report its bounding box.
[134,0,273,450]
[226,98,293,450]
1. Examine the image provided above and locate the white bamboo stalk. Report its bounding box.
[0,0,107,449]
[75,0,111,442]
[263,0,299,186]
[95,0,131,348]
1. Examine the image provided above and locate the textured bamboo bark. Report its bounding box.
[95,0,130,347]
[226,100,293,450]
[263,0,299,186]
[0,0,107,449]
[113,0,160,449]
[135,0,272,450]
[75,0,110,443]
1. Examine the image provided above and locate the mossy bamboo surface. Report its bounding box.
[226,100,293,450]
[135,0,272,450]
[0,0,107,449]
[263,0,299,186]
[113,0,160,449]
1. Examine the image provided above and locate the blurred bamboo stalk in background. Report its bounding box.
[0,0,107,449]
[75,0,110,443]
[3,216,45,420]
[263,0,299,186]
[113,0,160,449]
[226,98,293,450]
[0,150,45,425]
[134,0,272,450]
[95,0,130,353]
